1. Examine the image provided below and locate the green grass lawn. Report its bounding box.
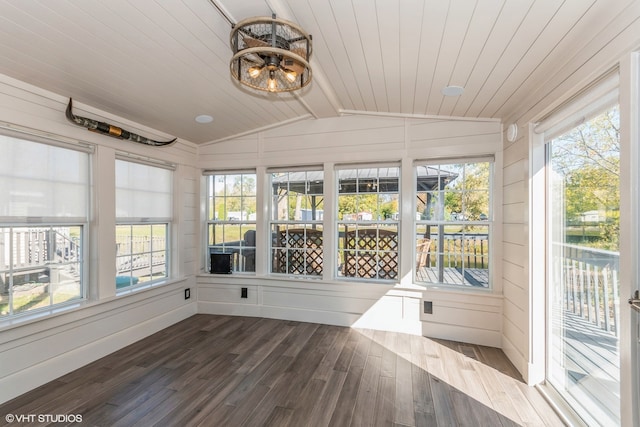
[1,288,80,316]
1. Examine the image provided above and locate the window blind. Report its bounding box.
[115,159,172,221]
[534,68,619,140]
[0,134,89,221]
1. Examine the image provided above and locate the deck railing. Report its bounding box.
[115,236,166,274]
[0,228,80,293]
[0,228,79,269]
[431,232,489,269]
[2,230,166,275]
[552,242,620,335]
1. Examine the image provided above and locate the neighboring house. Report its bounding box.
[580,210,606,222]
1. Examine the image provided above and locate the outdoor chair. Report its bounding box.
[241,229,256,271]
[416,237,431,270]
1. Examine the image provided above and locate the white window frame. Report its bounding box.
[269,167,324,278]
[413,158,493,289]
[205,171,257,274]
[115,156,173,290]
[335,163,400,282]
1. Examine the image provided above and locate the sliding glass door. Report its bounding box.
[546,103,621,425]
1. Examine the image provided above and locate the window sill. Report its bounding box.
[0,277,188,335]
[0,299,87,333]
[115,277,173,297]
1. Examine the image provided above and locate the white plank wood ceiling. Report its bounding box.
[0,0,632,144]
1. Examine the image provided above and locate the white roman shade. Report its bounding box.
[0,134,89,222]
[115,159,172,221]
[534,68,619,140]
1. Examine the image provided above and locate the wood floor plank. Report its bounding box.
[307,369,348,426]
[333,329,358,372]
[466,357,524,425]
[284,377,327,426]
[381,331,398,378]
[169,370,247,426]
[328,364,363,426]
[79,361,198,426]
[411,356,437,425]
[494,369,549,426]
[0,315,565,427]
[111,388,177,427]
[237,370,295,426]
[374,375,396,427]
[311,326,350,382]
[394,353,416,426]
[262,406,294,427]
[351,355,382,426]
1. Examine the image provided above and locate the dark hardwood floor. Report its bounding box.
[0,315,565,426]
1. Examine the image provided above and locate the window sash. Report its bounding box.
[336,165,400,281]
[207,174,257,273]
[269,169,324,276]
[0,225,85,317]
[115,223,168,289]
[414,160,492,288]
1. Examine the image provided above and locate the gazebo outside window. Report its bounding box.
[336,166,400,280]
[270,166,465,282]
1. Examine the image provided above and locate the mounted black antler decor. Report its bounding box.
[65,98,176,147]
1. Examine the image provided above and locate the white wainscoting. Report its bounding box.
[419,290,503,347]
[197,275,502,347]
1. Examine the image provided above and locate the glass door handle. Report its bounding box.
[629,290,640,312]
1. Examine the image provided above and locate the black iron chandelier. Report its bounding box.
[230,15,312,93]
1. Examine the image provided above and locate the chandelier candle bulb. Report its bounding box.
[248,67,261,78]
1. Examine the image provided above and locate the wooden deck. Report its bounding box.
[552,310,620,425]
[0,314,564,426]
[416,266,489,287]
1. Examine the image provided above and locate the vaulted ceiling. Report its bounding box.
[0,0,630,144]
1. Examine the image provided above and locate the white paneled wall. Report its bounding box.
[0,76,199,404]
[197,113,503,347]
[499,132,529,377]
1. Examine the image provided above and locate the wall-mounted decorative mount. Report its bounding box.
[65,98,176,147]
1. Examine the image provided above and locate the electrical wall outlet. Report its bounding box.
[185,288,191,300]
[423,301,433,314]
[241,287,248,298]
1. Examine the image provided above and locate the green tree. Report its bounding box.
[550,105,620,250]
[564,164,619,221]
[214,174,257,220]
[443,162,490,220]
[380,198,398,219]
[338,194,384,220]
